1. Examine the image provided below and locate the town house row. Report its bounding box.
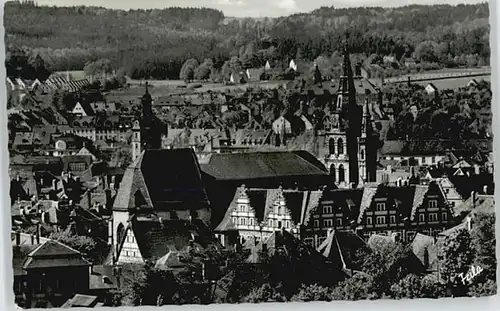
[214,181,456,248]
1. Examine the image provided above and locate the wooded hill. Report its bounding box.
[4,1,490,80]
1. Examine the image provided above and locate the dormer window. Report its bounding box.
[428,200,438,208]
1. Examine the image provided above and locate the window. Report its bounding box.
[335,218,343,226]
[323,219,333,227]
[285,221,290,228]
[232,217,237,224]
[376,216,386,225]
[419,213,426,222]
[337,138,344,155]
[366,217,373,225]
[269,219,274,227]
[274,205,279,214]
[376,203,386,211]
[249,218,254,226]
[330,165,336,182]
[323,205,333,214]
[240,218,246,225]
[441,212,448,221]
[428,200,438,208]
[239,204,246,212]
[338,165,345,183]
[429,213,438,222]
[329,138,335,155]
[360,148,365,160]
[313,220,320,228]
[390,215,396,224]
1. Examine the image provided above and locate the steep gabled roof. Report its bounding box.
[113,149,209,211]
[317,230,369,272]
[411,233,438,271]
[357,183,380,222]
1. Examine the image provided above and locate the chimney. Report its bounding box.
[15,231,21,246]
[36,223,41,244]
[474,165,480,175]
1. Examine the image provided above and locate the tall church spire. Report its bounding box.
[142,81,153,118]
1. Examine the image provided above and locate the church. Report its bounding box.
[110,84,220,264]
[319,40,379,188]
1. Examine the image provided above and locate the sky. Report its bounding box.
[18,0,487,17]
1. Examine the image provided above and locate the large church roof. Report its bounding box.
[113,149,210,211]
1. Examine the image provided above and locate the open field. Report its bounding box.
[107,80,284,102]
[412,74,490,90]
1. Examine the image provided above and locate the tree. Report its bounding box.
[31,54,51,81]
[470,212,496,280]
[467,279,497,297]
[194,63,211,80]
[440,229,475,296]
[49,228,97,261]
[331,274,378,300]
[390,274,424,299]
[243,283,286,303]
[84,58,113,80]
[179,58,199,82]
[121,262,179,306]
[290,284,332,302]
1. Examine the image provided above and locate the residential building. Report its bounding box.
[425,83,438,95]
[13,240,91,308]
[379,140,447,166]
[301,181,457,246]
[356,181,455,241]
[246,68,264,82]
[71,102,95,117]
[215,185,323,246]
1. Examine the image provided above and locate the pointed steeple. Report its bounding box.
[141,81,153,118]
[337,33,358,131]
[362,98,373,136]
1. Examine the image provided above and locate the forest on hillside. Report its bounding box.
[4,1,490,80]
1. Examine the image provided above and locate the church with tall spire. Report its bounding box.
[132,82,166,162]
[320,36,379,188]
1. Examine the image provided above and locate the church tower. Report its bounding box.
[358,99,377,183]
[139,82,162,150]
[131,120,141,162]
[322,35,377,188]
